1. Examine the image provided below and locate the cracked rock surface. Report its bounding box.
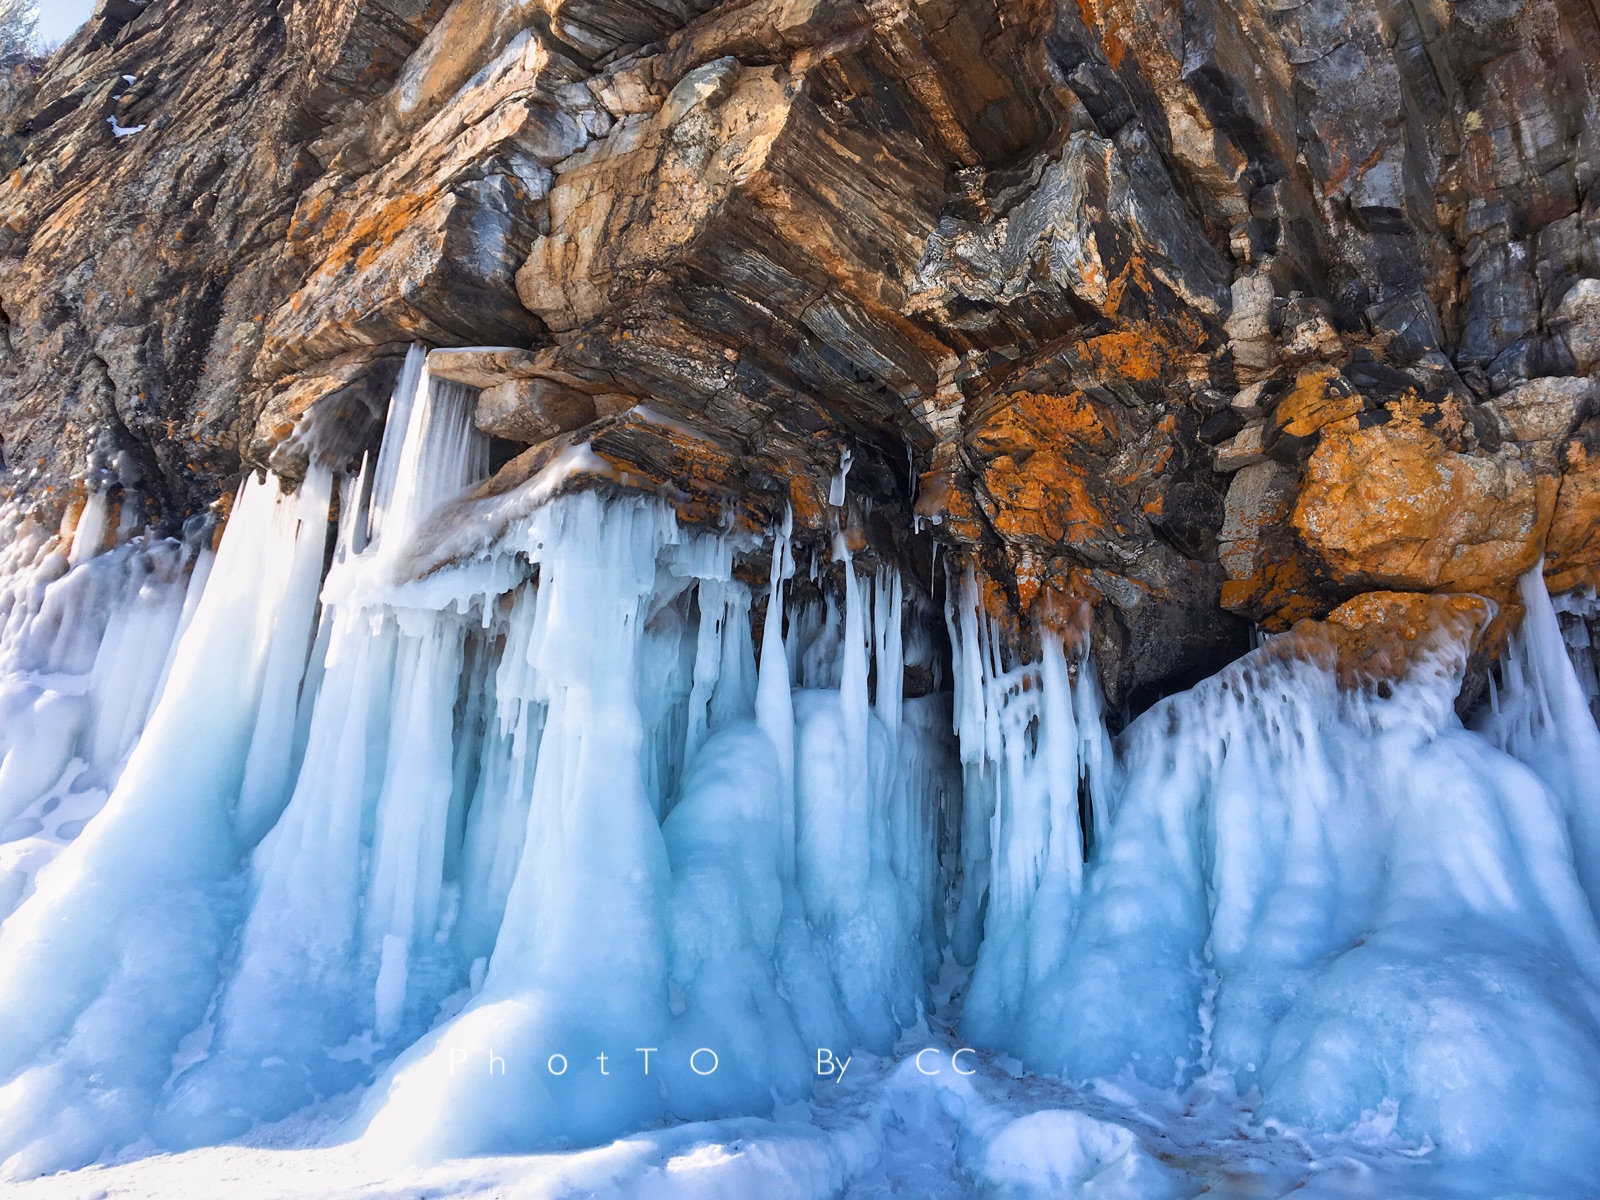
[1,0,1597,706]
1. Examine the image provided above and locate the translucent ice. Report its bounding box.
[356,498,955,1159]
[1,342,1599,1197]
[0,470,332,1178]
[969,589,1600,1192]
[1477,565,1600,919]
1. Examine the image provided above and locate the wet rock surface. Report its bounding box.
[1,0,1597,707]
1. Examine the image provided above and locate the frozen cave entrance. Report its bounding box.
[1,348,1600,1197]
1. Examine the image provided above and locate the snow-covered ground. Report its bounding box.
[7,1020,1465,1200]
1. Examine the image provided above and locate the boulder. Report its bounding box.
[1292,414,1557,600]
[1557,279,1600,375]
[475,377,598,444]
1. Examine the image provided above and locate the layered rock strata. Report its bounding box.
[1,0,1597,706]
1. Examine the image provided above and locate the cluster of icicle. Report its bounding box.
[940,570,1113,1050]
[2,344,1600,1192]
[945,557,1600,1189]
[0,484,210,923]
[1549,586,1600,723]
[0,349,965,1175]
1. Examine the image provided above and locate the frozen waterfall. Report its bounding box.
[0,354,961,1174]
[1,351,1599,1196]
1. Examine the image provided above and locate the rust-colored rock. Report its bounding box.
[971,389,1120,548]
[1547,428,1600,595]
[1271,591,1497,690]
[1292,411,1558,602]
[0,0,1596,712]
[1271,366,1365,441]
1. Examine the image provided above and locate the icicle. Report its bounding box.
[0,371,968,1176]
[1073,655,1114,844]
[983,593,1600,1188]
[159,364,493,1142]
[1477,565,1600,918]
[683,579,727,769]
[364,346,427,548]
[788,534,926,1050]
[756,510,797,875]
[873,567,904,745]
[81,539,196,781]
[1554,593,1600,722]
[708,581,757,729]
[358,493,674,1158]
[682,543,755,772]
[363,616,469,957]
[457,585,544,962]
[942,565,1111,1045]
[6,388,1600,1197]
[66,491,110,568]
[828,446,853,507]
[838,537,869,725]
[234,467,334,847]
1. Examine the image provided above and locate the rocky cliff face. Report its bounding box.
[1,0,1597,708]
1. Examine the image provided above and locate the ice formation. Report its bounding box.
[981,603,1600,1191]
[1,347,1599,1195]
[1554,587,1600,724]
[1478,567,1600,918]
[943,567,1113,1048]
[0,351,959,1175]
[0,487,207,922]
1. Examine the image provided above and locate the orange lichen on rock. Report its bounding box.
[1076,328,1166,385]
[1074,0,1130,68]
[954,560,1097,660]
[1012,550,1046,610]
[787,474,831,533]
[1030,567,1103,623]
[294,189,435,280]
[915,462,988,545]
[1271,365,1363,439]
[983,452,1112,546]
[1292,414,1556,599]
[1271,590,1495,688]
[975,569,1017,625]
[1545,438,1600,595]
[1220,560,1327,628]
[971,389,1118,456]
[1218,461,1328,629]
[967,388,1124,549]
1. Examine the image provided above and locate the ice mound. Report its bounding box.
[972,1110,1189,1199]
[0,489,204,921]
[353,495,954,1160]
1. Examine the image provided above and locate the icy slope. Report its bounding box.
[0,492,205,922]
